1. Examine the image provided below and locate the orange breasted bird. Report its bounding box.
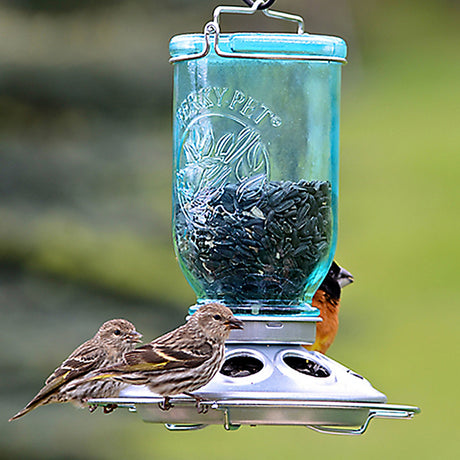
[305,261,354,354]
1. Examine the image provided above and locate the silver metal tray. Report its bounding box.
[88,396,419,435]
[88,346,419,435]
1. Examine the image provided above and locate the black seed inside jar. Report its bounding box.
[175,179,332,304]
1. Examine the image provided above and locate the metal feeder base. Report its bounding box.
[89,346,420,434]
[227,315,320,344]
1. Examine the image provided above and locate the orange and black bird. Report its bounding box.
[305,261,354,354]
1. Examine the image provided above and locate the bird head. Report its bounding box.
[319,261,354,301]
[96,319,143,351]
[190,303,244,342]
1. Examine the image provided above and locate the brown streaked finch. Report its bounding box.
[86,302,243,412]
[9,318,142,421]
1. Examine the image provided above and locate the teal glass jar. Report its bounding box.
[170,11,346,316]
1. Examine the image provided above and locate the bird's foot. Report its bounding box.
[103,404,118,414]
[158,397,173,411]
[185,393,208,414]
[196,402,209,415]
[88,404,98,413]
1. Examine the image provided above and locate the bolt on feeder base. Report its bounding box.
[88,346,420,435]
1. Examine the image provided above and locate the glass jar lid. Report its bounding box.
[170,32,347,62]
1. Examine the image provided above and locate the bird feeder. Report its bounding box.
[90,0,419,434]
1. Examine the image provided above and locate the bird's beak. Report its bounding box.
[338,267,354,288]
[226,317,244,330]
[128,331,143,343]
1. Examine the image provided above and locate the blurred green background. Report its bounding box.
[1,0,458,458]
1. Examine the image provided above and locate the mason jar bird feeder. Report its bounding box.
[90,0,419,434]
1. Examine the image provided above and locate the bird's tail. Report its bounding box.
[8,383,58,422]
[9,398,44,421]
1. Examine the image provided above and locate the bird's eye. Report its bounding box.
[113,329,121,336]
[213,314,222,321]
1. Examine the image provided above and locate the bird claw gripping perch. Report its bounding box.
[103,403,118,414]
[88,404,98,413]
[158,397,174,411]
[185,392,209,414]
[196,401,209,414]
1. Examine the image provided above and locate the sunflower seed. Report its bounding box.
[174,179,332,304]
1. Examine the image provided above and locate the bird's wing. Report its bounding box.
[45,341,103,386]
[122,340,213,371]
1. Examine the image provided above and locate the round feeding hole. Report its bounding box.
[283,355,330,378]
[220,355,264,378]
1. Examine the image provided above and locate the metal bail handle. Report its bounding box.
[212,0,305,36]
[171,0,350,63]
[170,0,346,63]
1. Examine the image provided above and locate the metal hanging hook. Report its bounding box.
[242,0,276,10]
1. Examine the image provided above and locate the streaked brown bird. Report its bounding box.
[9,319,142,421]
[88,302,244,412]
[305,261,354,354]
